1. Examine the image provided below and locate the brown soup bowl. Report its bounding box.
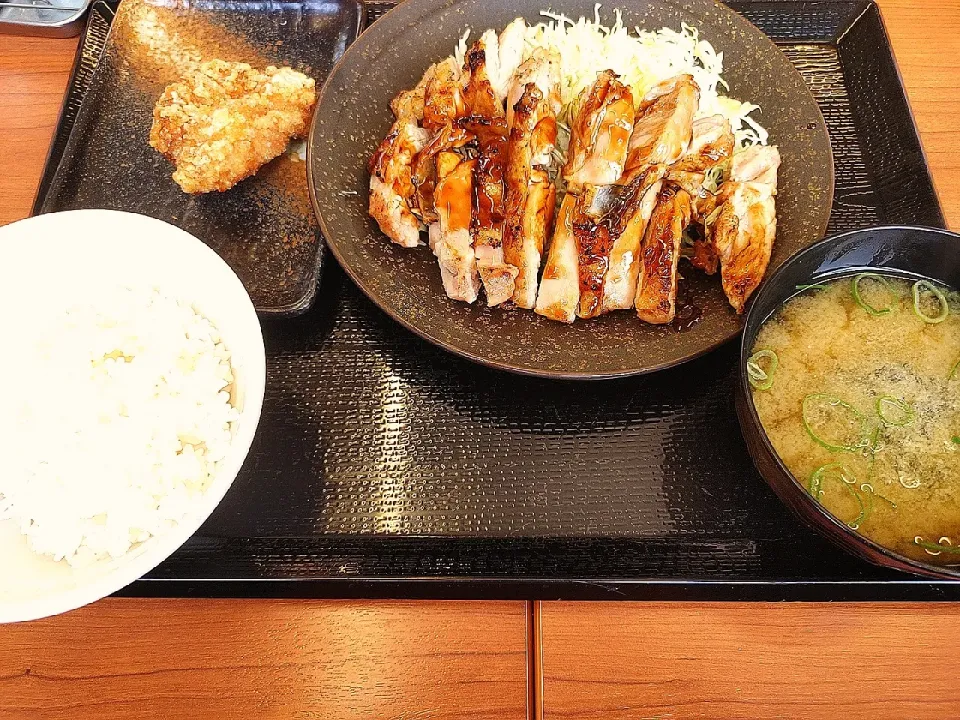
[736,225,960,579]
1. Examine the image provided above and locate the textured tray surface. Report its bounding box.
[37,0,954,598]
[38,0,362,315]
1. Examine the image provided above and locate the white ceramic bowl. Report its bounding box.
[0,210,266,623]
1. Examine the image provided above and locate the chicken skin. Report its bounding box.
[623,74,699,180]
[635,184,692,324]
[369,67,435,247]
[563,70,635,188]
[503,72,559,309]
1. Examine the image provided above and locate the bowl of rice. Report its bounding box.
[0,210,266,623]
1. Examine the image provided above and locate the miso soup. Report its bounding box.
[750,273,960,566]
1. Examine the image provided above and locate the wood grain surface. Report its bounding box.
[880,0,960,228]
[0,36,78,227]
[540,602,960,720]
[0,599,529,720]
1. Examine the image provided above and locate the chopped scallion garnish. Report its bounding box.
[946,290,960,314]
[852,273,894,316]
[912,280,949,324]
[802,393,869,452]
[809,463,867,529]
[747,349,779,391]
[914,536,960,556]
[949,357,960,381]
[876,396,915,426]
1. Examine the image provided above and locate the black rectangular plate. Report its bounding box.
[38,0,957,600]
[36,0,363,316]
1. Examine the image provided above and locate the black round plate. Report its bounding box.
[309,0,834,378]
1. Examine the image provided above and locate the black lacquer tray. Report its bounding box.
[36,0,960,600]
[36,0,363,315]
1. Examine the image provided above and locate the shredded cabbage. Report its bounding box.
[453,5,768,149]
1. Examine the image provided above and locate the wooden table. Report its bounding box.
[1,1,960,718]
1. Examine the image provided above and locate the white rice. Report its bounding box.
[455,5,769,148]
[0,285,238,567]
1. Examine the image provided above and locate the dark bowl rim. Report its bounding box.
[306,0,835,381]
[737,224,960,580]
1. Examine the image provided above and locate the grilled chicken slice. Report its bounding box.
[464,116,517,306]
[563,71,635,188]
[673,115,735,173]
[503,81,558,309]
[640,74,695,104]
[687,144,780,279]
[463,37,504,119]
[490,18,527,104]
[669,116,735,273]
[571,199,614,319]
[600,168,666,312]
[410,123,473,225]
[535,194,580,323]
[506,50,562,133]
[710,181,776,313]
[623,74,699,180]
[689,143,779,219]
[459,44,554,306]
[431,151,481,302]
[369,82,433,247]
[634,184,692,324]
[387,65,431,120]
[423,57,466,131]
[463,20,528,119]
[730,144,781,186]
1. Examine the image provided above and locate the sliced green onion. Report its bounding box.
[953,436,960,445]
[703,165,726,193]
[747,349,779,391]
[914,536,960,556]
[912,280,949,324]
[949,357,960,380]
[861,483,898,509]
[946,290,960,314]
[899,475,922,490]
[802,393,870,452]
[809,464,867,529]
[852,273,894,316]
[809,463,857,495]
[876,396,915,426]
[796,283,829,292]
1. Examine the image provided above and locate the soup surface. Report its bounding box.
[750,273,960,566]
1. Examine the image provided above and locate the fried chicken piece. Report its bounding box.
[150,59,316,194]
